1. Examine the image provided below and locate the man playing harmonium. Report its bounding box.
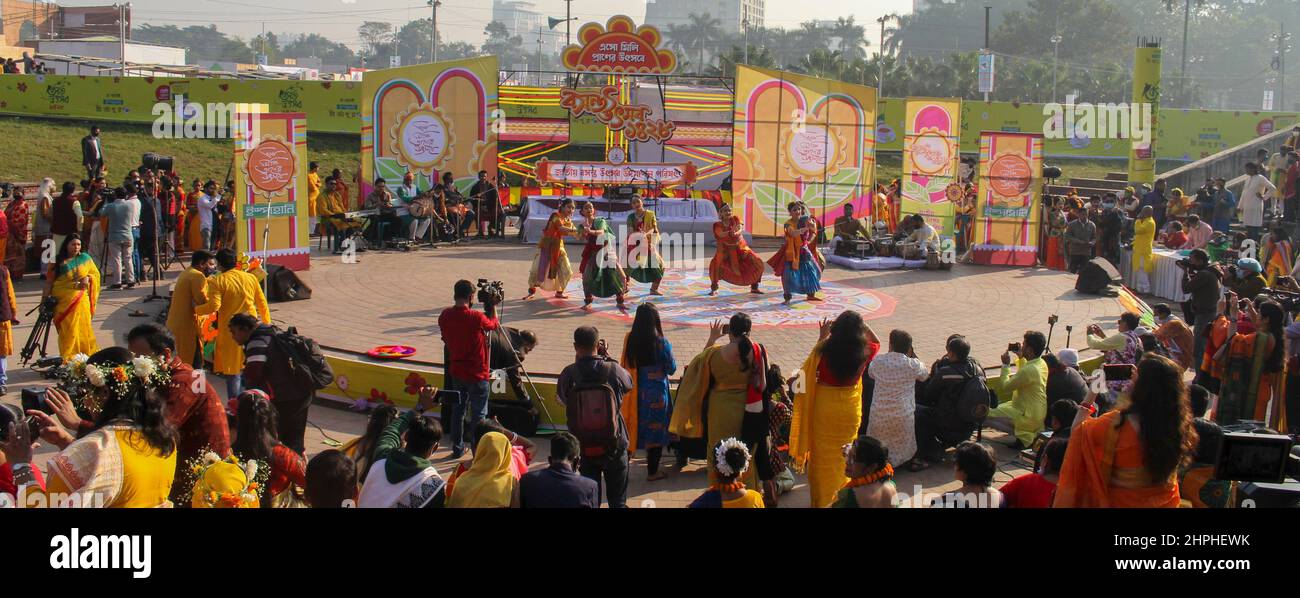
[832,203,869,257]
[364,177,405,245]
[321,177,364,253]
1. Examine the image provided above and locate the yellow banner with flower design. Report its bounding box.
[731,65,877,237]
[235,112,310,270]
[900,98,962,236]
[361,56,499,200]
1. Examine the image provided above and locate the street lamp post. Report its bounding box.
[1051,33,1063,103]
[742,17,749,65]
[428,0,441,64]
[876,13,896,92]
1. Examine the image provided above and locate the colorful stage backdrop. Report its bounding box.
[731,65,877,237]
[900,98,961,236]
[361,56,499,199]
[235,112,310,270]
[972,131,1044,266]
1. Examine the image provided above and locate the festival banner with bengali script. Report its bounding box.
[972,131,1043,266]
[561,15,677,74]
[534,159,696,186]
[731,65,877,237]
[901,98,961,236]
[361,56,498,202]
[235,112,309,270]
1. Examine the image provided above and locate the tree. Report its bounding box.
[482,21,525,68]
[133,24,254,63]
[358,21,396,65]
[665,13,723,75]
[282,33,355,66]
[249,31,281,64]
[830,17,869,61]
[395,18,435,64]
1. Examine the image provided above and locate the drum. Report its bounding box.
[408,197,436,219]
[876,238,895,257]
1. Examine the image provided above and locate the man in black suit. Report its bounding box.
[519,432,599,508]
[81,126,105,181]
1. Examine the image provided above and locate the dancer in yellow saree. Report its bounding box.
[43,233,101,359]
[789,311,871,508]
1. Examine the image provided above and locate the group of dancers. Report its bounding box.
[523,198,826,308]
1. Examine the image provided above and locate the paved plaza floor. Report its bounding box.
[4,235,1129,507]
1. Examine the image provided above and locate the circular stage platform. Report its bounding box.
[270,240,1126,378]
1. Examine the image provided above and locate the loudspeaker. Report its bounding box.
[1075,257,1121,294]
[141,152,174,173]
[265,264,312,302]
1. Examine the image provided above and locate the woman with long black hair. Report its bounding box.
[620,303,677,481]
[1214,298,1286,427]
[341,404,399,486]
[232,390,306,507]
[43,233,101,359]
[789,310,876,507]
[1055,355,1198,507]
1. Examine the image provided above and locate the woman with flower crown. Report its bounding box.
[42,233,101,360]
[832,436,899,508]
[0,347,177,507]
[231,389,306,508]
[687,438,765,508]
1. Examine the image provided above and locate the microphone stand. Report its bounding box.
[143,197,164,302]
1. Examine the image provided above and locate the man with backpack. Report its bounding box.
[230,313,334,454]
[555,325,633,508]
[914,335,987,470]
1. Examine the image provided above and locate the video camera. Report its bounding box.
[1264,288,1300,314]
[476,279,504,305]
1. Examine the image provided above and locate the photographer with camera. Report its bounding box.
[985,331,1048,449]
[1225,258,1267,302]
[438,279,500,459]
[1179,248,1222,376]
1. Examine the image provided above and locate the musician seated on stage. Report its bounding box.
[832,204,868,256]
[438,171,476,238]
[396,171,431,241]
[321,177,363,252]
[364,177,405,244]
[469,170,503,238]
[902,214,940,259]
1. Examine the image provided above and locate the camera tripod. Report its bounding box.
[20,297,56,366]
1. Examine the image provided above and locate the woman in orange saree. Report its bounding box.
[1054,355,1197,508]
[524,198,577,300]
[4,192,28,279]
[1214,300,1286,429]
[709,203,764,294]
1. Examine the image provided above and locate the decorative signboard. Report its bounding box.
[561,15,677,74]
[900,97,962,235]
[534,159,697,186]
[559,85,675,142]
[972,131,1043,267]
[235,112,309,271]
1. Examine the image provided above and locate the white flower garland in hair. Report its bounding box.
[713,437,751,478]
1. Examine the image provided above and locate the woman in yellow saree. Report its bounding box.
[447,432,518,508]
[789,311,872,508]
[42,233,101,360]
[1054,355,1197,508]
[525,198,577,300]
[670,313,767,491]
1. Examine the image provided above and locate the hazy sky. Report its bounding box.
[114,0,914,51]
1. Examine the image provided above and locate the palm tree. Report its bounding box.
[795,49,845,80]
[664,13,723,76]
[880,13,908,58]
[831,17,868,61]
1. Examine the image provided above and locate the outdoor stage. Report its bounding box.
[270,238,1126,380]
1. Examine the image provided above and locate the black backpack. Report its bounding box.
[954,370,993,425]
[271,327,334,390]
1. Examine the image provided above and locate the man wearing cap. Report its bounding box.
[1227,258,1266,300]
[1045,348,1087,404]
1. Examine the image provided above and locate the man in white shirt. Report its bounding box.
[125,183,143,281]
[903,214,939,259]
[395,172,430,241]
[1240,161,1277,240]
[197,180,220,250]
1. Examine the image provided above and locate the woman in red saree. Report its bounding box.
[524,198,577,299]
[1054,355,1198,508]
[4,192,29,280]
[709,203,764,294]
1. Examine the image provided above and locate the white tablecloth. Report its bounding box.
[519,196,721,244]
[1120,247,1190,302]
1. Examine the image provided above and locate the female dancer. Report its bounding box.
[525,198,578,299]
[767,201,823,304]
[709,202,764,294]
[625,196,665,295]
[577,201,628,309]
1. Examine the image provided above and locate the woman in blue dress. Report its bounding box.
[766,201,824,304]
[619,302,677,481]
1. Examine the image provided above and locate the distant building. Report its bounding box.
[34,36,185,74]
[0,1,125,47]
[492,0,562,55]
[644,0,764,35]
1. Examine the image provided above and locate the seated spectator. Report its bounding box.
[832,435,899,508]
[1226,258,1266,301]
[1178,384,1231,508]
[1087,312,1143,410]
[688,438,766,508]
[1043,351,1087,404]
[930,441,1003,508]
[986,331,1049,448]
[520,432,599,508]
[1182,214,1214,249]
[1161,220,1187,249]
[305,449,357,508]
[1002,436,1068,508]
[1055,355,1198,507]
[489,327,539,402]
[446,418,535,496]
[1152,303,1195,369]
[914,334,983,469]
[357,389,446,508]
[232,390,306,508]
[446,431,519,508]
[340,404,398,486]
